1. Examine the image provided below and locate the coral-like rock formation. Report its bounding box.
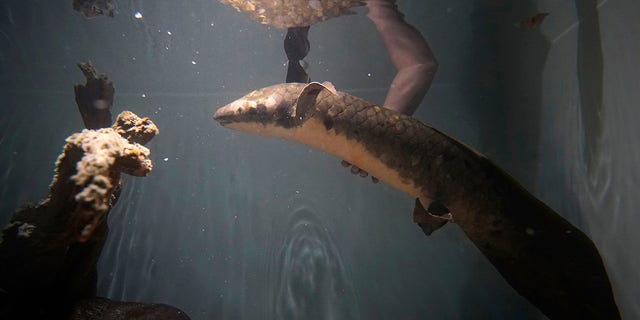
[0,62,189,319]
[0,111,161,318]
[49,111,157,242]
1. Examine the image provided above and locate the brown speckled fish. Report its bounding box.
[214,82,621,320]
[219,0,364,28]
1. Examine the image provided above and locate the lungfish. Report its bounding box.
[213,82,620,319]
[219,0,363,29]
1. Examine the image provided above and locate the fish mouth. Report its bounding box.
[214,117,232,126]
[213,105,237,125]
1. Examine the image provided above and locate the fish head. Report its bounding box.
[213,82,337,135]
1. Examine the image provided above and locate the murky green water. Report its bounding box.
[1,1,638,319]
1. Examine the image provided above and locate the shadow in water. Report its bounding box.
[494,1,550,188]
[575,0,604,177]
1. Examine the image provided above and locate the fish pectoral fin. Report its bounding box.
[320,81,338,95]
[293,82,337,121]
[412,198,449,236]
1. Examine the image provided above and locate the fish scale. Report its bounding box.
[219,0,364,28]
[214,82,621,319]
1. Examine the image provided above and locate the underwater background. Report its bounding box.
[0,0,638,319]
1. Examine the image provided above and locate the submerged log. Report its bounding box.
[74,62,114,129]
[70,298,190,320]
[0,111,159,318]
[0,63,189,319]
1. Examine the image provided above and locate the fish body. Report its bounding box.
[219,0,364,28]
[213,82,620,319]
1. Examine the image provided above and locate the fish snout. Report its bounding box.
[214,99,259,125]
[214,90,292,126]
[213,104,237,125]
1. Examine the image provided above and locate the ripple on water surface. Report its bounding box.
[270,204,359,320]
